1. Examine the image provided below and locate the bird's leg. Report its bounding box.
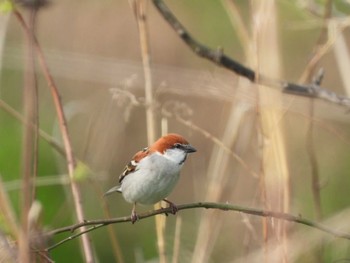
[131,203,139,224]
[163,199,178,215]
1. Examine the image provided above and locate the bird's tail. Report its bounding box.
[103,185,122,197]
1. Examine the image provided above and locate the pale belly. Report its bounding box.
[120,169,180,204]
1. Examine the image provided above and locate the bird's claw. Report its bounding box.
[163,199,178,215]
[169,203,178,215]
[131,211,139,224]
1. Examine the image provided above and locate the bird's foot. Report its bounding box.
[131,210,139,224]
[131,204,139,224]
[163,199,178,215]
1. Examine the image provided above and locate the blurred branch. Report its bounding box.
[45,201,350,252]
[299,0,333,83]
[151,0,350,109]
[19,7,39,263]
[307,68,325,263]
[152,0,255,81]
[308,69,325,221]
[13,9,95,263]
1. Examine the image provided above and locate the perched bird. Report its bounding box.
[105,133,196,223]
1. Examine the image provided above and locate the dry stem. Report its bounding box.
[13,9,95,263]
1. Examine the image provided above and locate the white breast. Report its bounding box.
[120,151,185,205]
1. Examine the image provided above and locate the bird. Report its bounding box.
[104,133,196,224]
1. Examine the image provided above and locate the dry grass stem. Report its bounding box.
[133,0,166,262]
[13,9,95,263]
[171,216,182,263]
[19,9,39,263]
[252,1,290,261]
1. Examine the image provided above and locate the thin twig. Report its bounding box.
[44,201,350,253]
[28,7,40,210]
[13,9,95,263]
[307,68,325,263]
[299,0,333,83]
[308,69,325,221]
[299,0,331,239]
[161,105,259,178]
[299,7,332,223]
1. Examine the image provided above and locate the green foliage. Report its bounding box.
[0,0,14,13]
[73,161,93,182]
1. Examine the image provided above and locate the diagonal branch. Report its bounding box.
[152,0,350,109]
[152,0,255,82]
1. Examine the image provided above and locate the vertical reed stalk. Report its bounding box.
[171,216,182,263]
[134,0,157,144]
[133,1,165,262]
[251,1,290,262]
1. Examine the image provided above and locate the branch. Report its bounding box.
[19,8,38,263]
[152,0,255,82]
[44,202,350,251]
[152,0,350,109]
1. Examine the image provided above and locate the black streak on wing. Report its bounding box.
[118,147,149,183]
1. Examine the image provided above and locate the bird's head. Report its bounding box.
[151,133,196,164]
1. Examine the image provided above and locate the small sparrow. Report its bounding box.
[105,133,196,223]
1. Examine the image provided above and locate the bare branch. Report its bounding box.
[152,0,255,82]
[44,202,350,252]
[152,0,350,109]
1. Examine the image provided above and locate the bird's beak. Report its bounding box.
[184,144,197,153]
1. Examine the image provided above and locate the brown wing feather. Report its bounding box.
[118,147,149,183]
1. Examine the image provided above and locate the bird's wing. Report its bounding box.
[118,147,149,183]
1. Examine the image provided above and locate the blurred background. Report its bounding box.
[1,0,350,262]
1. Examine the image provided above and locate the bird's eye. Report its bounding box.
[173,143,181,149]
